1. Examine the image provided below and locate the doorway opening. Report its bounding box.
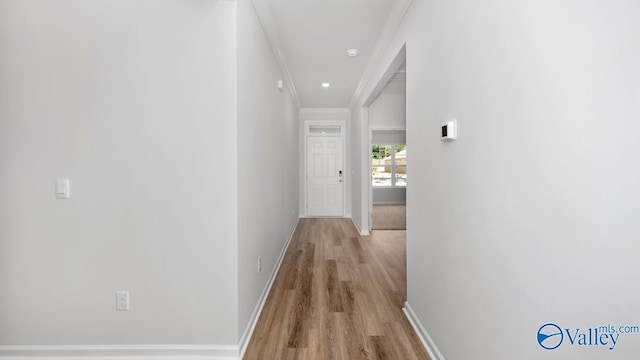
[371,142,406,230]
[360,45,407,303]
[367,60,406,231]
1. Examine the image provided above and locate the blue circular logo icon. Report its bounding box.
[537,323,563,350]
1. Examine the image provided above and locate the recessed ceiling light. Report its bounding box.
[321,82,331,88]
[347,49,359,57]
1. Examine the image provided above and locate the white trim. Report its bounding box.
[359,107,371,233]
[403,302,445,360]
[350,216,369,236]
[0,355,230,360]
[238,217,300,357]
[0,358,231,360]
[349,0,413,109]
[0,344,238,359]
[0,358,233,360]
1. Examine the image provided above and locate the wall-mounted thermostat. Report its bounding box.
[441,119,457,141]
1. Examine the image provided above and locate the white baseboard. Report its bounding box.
[238,218,300,357]
[349,216,370,236]
[0,344,239,359]
[403,302,445,360]
[0,218,299,360]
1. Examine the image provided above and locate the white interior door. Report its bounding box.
[307,136,343,217]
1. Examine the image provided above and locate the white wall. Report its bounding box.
[0,0,239,353]
[353,0,640,359]
[236,0,300,344]
[372,188,406,205]
[298,108,351,217]
[299,108,351,122]
[369,84,406,127]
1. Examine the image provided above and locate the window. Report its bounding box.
[372,145,406,187]
[308,124,342,135]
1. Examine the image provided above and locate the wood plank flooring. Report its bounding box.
[244,218,430,360]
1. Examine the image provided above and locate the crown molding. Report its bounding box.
[250,0,301,111]
[349,0,414,110]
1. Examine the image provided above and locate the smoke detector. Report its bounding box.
[346,49,359,58]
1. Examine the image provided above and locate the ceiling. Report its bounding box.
[255,0,400,108]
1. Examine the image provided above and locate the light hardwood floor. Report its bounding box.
[243,218,430,360]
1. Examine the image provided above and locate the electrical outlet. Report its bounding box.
[116,291,129,311]
[257,257,262,274]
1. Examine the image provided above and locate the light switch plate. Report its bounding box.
[56,179,70,199]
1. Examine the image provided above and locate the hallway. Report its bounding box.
[244,218,430,360]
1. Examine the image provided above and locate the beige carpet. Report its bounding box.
[372,204,406,230]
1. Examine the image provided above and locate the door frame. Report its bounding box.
[369,126,407,231]
[359,44,407,233]
[303,120,346,217]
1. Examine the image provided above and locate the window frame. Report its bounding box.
[371,144,406,188]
